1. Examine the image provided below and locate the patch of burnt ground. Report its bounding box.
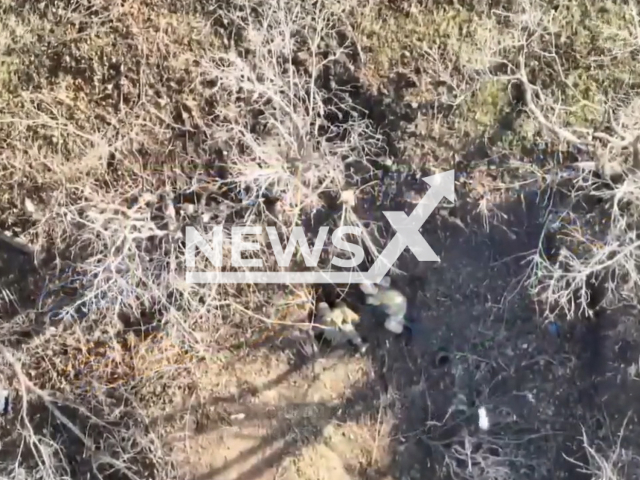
[344,181,640,480]
[291,38,640,478]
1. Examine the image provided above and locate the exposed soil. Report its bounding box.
[163,181,640,480]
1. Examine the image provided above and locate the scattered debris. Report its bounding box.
[477,406,490,431]
[23,197,44,221]
[547,321,561,337]
[434,347,452,368]
[340,189,356,207]
[0,389,10,416]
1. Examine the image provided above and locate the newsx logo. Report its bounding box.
[185,170,454,284]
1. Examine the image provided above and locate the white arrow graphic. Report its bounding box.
[363,170,455,283]
[187,170,455,284]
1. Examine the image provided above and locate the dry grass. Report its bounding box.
[0,0,385,477]
[566,420,640,480]
[1,0,640,479]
